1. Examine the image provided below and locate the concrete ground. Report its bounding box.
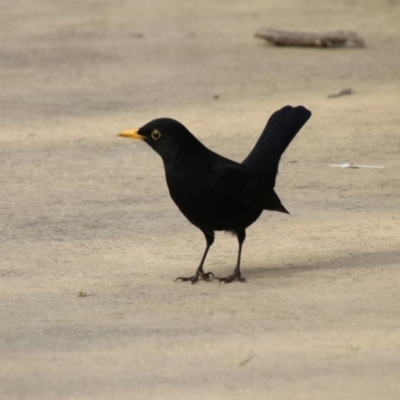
[1,0,399,399]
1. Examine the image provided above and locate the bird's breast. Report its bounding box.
[165,167,262,231]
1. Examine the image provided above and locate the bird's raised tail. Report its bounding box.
[242,105,311,188]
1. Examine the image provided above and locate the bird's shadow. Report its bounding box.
[244,249,399,279]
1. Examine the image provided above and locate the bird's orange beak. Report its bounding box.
[118,129,145,140]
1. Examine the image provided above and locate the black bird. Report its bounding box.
[119,105,311,283]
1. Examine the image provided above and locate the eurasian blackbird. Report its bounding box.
[119,105,311,283]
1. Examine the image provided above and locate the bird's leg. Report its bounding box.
[175,231,215,284]
[217,230,247,283]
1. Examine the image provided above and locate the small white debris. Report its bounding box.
[330,163,384,169]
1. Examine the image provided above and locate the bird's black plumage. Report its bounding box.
[119,105,311,283]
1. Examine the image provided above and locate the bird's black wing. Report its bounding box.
[242,105,311,188]
[214,162,288,213]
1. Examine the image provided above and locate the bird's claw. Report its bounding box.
[175,276,199,284]
[175,271,214,284]
[200,271,215,281]
[217,273,246,284]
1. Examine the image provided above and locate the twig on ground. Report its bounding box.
[328,88,355,98]
[255,28,365,48]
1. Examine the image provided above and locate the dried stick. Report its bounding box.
[255,28,365,48]
[328,88,355,98]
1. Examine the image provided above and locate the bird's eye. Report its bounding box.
[151,130,162,140]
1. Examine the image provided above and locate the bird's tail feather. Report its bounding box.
[242,105,311,188]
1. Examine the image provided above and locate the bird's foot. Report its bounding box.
[175,271,214,284]
[217,272,246,284]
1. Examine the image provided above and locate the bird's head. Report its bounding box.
[118,118,204,162]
